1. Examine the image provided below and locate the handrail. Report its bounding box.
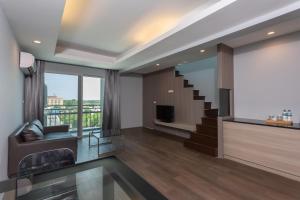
[44,105,102,130]
[45,104,101,107]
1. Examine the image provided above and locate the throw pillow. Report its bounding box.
[31,119,44,132]
[21,124,44,142]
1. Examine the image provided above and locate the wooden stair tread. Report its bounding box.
[184,140,217,156]
[189,133,218,147]
[193,90,199,96]
[191,131,217,139]
[205,109,218,118]
[175,70,183,77]
[196,124,218,130]
[196,128,218,138]
[202,117,218,127]
[194,96,205,100]
[205,108,218,111]
[203,117,218,120]
[154,120,196,132]
[184,80,193,88]
[204,102,211,109]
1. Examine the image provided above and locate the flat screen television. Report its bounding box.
[156,105,174,123]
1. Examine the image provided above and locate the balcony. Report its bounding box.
[44,105,102,134]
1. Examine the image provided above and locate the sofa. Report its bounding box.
[8,120,77,177]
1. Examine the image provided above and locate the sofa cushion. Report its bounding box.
[31,119,44,132]
[21,124,44,142]
[12,123,29,143]
[44,132,74,140]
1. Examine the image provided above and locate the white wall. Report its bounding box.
[177,56,218,108]
[120,76,143,129]
[0,7,23,181]
[234,32,300,122]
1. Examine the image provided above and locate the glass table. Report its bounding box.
[88,130,112,155]
[0,157,166,200]
[88,129,124,157]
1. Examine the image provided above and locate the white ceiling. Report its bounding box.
[0,0,65,63]
[133,10,300,74]
[133,46,218,74]
[224,12,300,48]
[1,0,300,73]
[58,0,215,55]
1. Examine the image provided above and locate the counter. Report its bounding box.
[222,119,300,182]
[223,117,300,130]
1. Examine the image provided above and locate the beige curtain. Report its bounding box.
[24,60,45,123]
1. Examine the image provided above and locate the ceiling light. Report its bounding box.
[200,49,206,53]
[156,63,160,66]
[267,31,275,36]
[33,40,41,44]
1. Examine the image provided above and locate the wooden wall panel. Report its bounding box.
[217,43,234,158]
[217,43,234,89]
[192,100,203,124]
[143,75,155,129]
[174,76,183,122]
[223,121,300,181]
[143,68,204,128]
[217,43,234,118]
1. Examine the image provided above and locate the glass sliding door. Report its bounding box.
[82,76,104,135]
[44,73,79,132]
[44,73,104,136]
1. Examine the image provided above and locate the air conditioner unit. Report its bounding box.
[20,52,36,75]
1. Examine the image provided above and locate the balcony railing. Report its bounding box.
[44,105,102,132]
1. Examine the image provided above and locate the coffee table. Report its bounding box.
[88,129,112,155]
[0,157,167,200]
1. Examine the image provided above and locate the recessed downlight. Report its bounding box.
[267,31,275,36]
[200,49,206,53]
[33,40,42,44]
[156,63,160,66]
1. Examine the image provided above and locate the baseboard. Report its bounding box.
[143,126,154,130]
[121,127,143,131]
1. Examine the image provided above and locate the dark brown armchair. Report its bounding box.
[8,123,77,178]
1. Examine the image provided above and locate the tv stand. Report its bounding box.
[154,119,196,132]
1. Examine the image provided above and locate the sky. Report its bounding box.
[83,76,101,100]
[45,73,101,100]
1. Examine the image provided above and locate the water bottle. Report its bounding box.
[287,109,292,122]
[283,109,288,121]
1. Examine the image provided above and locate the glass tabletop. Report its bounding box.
[0,157,167,200]
[90,129,122,137]
[16,166,138,200]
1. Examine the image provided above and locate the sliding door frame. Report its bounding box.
[81,74,104,137]
[44,62,105,138]
[77,76,83,138]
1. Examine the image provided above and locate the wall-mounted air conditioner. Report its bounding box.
[20,52,36,75]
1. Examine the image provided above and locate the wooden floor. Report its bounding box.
[116,128,300,200]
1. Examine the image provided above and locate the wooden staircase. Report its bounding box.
[175,70,218,156]
[184,116,218,156]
